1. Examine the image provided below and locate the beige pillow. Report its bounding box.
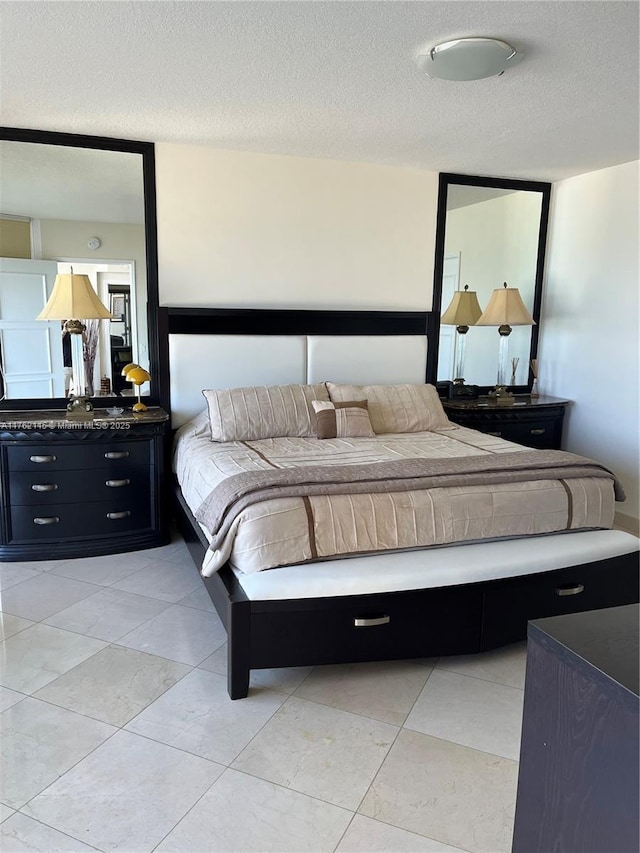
[327,382,452,434]
[203,383,329,441]
[312,399,375,439]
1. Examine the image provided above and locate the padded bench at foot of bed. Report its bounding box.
[201,530,639,698]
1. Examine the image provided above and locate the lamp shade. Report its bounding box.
[37,273,112,321]
[121,363,150,385]
[476,282,535,327]
[440,286,483,326]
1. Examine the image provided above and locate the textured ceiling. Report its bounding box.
[1,1,639,182]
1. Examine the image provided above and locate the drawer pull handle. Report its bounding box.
[29,455,56,464]
[104,451,129,460]
[487,431,502,437]
[31,484,58,492]
[354,615,390,627]
[106,479,130,488]
[530,428,546,435]
[33,516,59,525]
[555,583,585,597]
[107,510,131,520]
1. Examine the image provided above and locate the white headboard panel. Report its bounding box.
[307,335,428,385]
[169,334,307,427]
[161,308,431,426]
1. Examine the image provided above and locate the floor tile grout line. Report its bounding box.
[5,648,199,729]
[400,726,521,765]
[345,661,438,823]
[35,597,174,645]
[221,761,360,817]
[424,667,524,693]
[9,810,105,852]
[288,659,436,726]
[14,721,123,822]
[149,765,232,853]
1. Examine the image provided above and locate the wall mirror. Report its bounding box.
[426,173,551,392]
[0,127,159,409]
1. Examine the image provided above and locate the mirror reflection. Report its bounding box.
[437,184,543,387]
[0,140,149,402]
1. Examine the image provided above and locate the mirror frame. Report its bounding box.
[0,126,160,410]
[426,172,552,393]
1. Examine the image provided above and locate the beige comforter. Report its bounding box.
[173,412,618,576]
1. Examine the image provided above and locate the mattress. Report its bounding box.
[174,411,616,577]
[232,530,640,600]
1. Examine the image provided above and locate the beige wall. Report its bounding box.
[539,160,639,529]
[155,143,438,310]
[0,218,31,258]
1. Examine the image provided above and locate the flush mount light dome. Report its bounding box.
[416,37,517,81]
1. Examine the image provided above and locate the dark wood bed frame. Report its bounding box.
[161,306,639,699]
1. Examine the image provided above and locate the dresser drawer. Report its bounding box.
[9,468,151,506]
[8,499,152,543]
[484,420,559,449]
[6,440,152,472]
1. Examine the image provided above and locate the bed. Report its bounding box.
[161,307,640,698]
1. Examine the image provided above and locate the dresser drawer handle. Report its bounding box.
[530,428,546,435]
[106,479,130,488]
[33,516,60,525]
[354,615,390,627]
[31,484,58,492]
[107,510,131,520]
[555,583,585,597]
[29,455,56,464]
[104,451,129,460]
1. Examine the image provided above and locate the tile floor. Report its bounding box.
[0,534,526,853]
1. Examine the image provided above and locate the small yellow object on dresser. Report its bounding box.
[121,362,151,412]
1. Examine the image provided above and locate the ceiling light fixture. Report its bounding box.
[416,37,518,81]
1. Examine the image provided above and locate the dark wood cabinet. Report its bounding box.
[512,605,639,853]
[0,408,169,561]
[442,395,569,449]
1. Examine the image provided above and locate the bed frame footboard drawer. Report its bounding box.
[249,585,483,670]
[480,551,640,650]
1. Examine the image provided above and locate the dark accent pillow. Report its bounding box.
[312,399,375,439]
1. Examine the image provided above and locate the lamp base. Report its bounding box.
[66,396,94,420]
[132,401,147,413]
[488,385,515,406]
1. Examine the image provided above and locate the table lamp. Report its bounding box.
[121,363,151,412]
[440,284,483,385]
[476,282,535,404]
[37,269,112,418]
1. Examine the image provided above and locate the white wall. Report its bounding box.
[155,144,438,310]
[539,160,639,529]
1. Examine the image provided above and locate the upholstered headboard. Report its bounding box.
[159,308,429,427]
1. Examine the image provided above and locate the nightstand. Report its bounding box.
[0,407,169,561]
[442,395,569,449]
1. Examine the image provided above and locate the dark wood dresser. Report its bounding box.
[443,395,569,449]
[0,408,169,561]
[512,604,639,853]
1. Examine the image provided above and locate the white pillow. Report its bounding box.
[203,383,329,441]
[327,382,453,434]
